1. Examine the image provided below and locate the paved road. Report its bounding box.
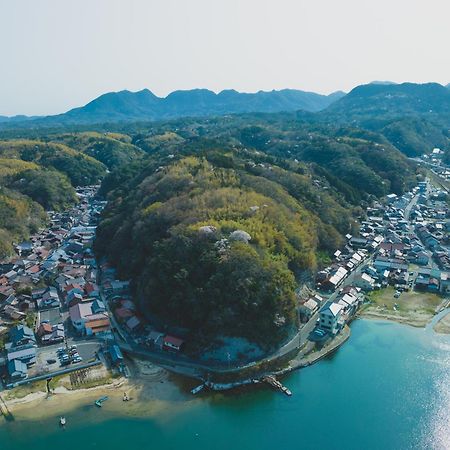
[404,193,419,221]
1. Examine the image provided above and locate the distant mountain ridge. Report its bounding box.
[1,82,449,130]
[0,88,344,127]
[324,82,450,120]
[63,88,346,123]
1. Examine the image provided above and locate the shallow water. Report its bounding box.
[1,319,449,450]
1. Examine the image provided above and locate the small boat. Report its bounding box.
[95,396,109,407]
[123,392,129,402]
[60,416,66,427]
[281,386,292,397]
[191,384,205,395]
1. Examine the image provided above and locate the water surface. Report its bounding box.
[1,320,449,450]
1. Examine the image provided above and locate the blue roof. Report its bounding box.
[9,324,35,345]
[7,359,28,375]
[7,345,37,362]
[110,345,123,363]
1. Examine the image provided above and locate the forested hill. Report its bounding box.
[320,82,450,156]
[95,119,418,346]
[324,82,450,120]
[0,132,147,257]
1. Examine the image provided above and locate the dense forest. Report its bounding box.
[93,116,418,346]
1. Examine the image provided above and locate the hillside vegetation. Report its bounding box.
[96,150,352,346]
[0,140,106,185]
[95,117,417,347]
[49,132,145,169]
[0,139,108,257]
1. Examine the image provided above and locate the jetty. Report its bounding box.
[261,375,292,396]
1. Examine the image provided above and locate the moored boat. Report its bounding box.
[95,396,109,407]
[191,384,205,395]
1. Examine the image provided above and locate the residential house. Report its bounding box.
[9,325,36,347]
[353,273,375,291]
[6,345,37,366]
[7,359,28,380]
[163,335,184,352]
[69,301,110,336]
[319,301,344,335]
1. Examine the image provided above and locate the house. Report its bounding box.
[147,331,164,349]
[69,301,110,336]
[338,293,359,316]
[9,325,36,347]
[412,251,429,266]
[125,315,141,332]
[7,359,28,380]
[163,335,184,352]
[85,318,111,336]
[38,323,65,344]
[36,287,61,310]
[84,282,100,298]
[319,301,344,335]
[440,272,450,294]
[321,267,348,292]
[353,273,375,291]
[299,298,319,322]
[109,345,124,366]
[349,237,368,249]
[91,299,106,313]
[7,345,37,365]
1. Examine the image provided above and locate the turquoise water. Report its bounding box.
[1,320,449,450]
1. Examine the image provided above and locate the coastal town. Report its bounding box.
[0,149,449,399]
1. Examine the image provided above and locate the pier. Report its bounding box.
[261,375,292,396]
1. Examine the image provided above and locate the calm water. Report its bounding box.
[1,320,449,450]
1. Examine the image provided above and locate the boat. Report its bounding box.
[95,396,109,407]
[281,386,292,396]
[123,392,129,401]
[191,384,205,395]
[59,416,66,427]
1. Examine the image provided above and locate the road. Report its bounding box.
[98,267,323,376]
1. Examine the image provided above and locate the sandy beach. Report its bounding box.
[358,308,433,328]
[0,359,198,421]
[434,312,450,334]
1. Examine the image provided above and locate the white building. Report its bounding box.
[353,273,375,291]
[319,301,344,335]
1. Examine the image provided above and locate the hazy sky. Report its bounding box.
[1,0,449,116]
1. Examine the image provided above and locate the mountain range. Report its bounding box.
[0,88,344,127]
[0,82,449,129]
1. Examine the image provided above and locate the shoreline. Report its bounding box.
[2,312,447,422]
[0,360,195,422]
[358,310,431,328]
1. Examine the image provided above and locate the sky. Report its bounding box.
[0,0,449,116]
